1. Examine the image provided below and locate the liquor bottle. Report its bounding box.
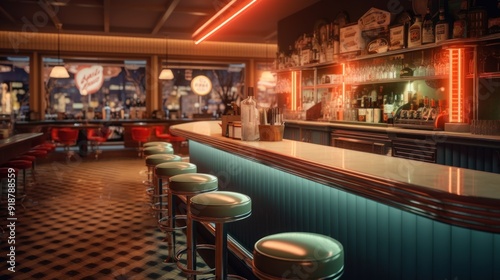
[453,0,469,38]
[400,63,414,77]
[333,21,340,61]
[240,87,260,141]
[422,8,435,44]
[311,32,320,63]
[377,86,384,109]
[468,0,487,37]
[435,7,451,42]
[408,16,422,48]
[383,91,394,123]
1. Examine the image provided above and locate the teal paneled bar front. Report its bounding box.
[171,121,500,280]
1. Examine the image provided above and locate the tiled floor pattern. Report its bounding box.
[0,153,209,279]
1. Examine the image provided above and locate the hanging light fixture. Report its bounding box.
[192,0,259,44]
[158,35,174,80]
[49,23,70,78]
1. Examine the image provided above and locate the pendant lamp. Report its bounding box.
[49,23,70,78]
[159,36,174,80]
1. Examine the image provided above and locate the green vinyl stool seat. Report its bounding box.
[168,173,219,276]
[143,146,174,156]
[145,154,181,185]
[190,191,252,279]
[144,154,182,214]
[145,154,181,167]
[154,161,197,263]
[144,141,173,148]
[252,232,344,280]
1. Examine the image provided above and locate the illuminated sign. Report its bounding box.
[191,75,212,96]
[75,65,104,95]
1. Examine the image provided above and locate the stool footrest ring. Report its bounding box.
[158,214,187,232]
[175,244,216,276]
[150,202,169,212]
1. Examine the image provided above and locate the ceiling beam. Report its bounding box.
[103,0,110,33]
[264,30,277,42]
[41,0,62,28]
[151,0,181,35]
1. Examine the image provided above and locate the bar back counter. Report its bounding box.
[171,120,500,280]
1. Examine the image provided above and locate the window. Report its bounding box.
[0,56,30,118]
[43,57,146,120]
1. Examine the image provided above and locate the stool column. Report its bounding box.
[170,173,218,279]
[190,191,251,280]
[215,222,228,280]
[155,162,197,263]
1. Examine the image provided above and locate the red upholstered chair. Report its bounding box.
[131,127,151,157]
[87,127,112,159]
[155,126,187,142]
[155,126,187,154]
[57,128,79,161]
[50,127,60,144]
[154,126,172,141]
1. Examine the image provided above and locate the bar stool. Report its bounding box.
[144,154,182,214]
[12,155,38,184]
[252,232,344,280]
[33,142,56,153]
[143,146,174,157]
[190,191,252,279]
[87,127,111,159]
[24,148,49,177]
[57,128,79,162]
[169,173,218,277]
[154,161,197,262]
[144,153,181,186]
[131,127,151,157]
[140,146,174,188]
[144,141,173,148]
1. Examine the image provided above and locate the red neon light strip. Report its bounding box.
[194,0,258,45]
[448,48,464,123]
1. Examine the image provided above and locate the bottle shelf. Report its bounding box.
[276,35,500,73]
[346,75,448,86]
[478,72,500,79]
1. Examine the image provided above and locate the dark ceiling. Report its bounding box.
[0,0,322,43]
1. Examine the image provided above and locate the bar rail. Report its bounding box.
[171,121,500,233]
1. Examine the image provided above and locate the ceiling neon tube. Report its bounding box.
[193,0,258,45]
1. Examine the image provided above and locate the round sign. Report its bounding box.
[191,75,212,96]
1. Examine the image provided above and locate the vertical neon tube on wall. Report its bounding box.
[291,71,297,110]
[341,63,346,106]
[448,48,465,123]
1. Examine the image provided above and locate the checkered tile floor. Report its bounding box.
[0,151,210,279]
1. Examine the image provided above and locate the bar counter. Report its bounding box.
[171,120,500,280]
[0,133,43,164]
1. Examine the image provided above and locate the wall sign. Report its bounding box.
[75,65,104,95]
[190,75,212,96]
